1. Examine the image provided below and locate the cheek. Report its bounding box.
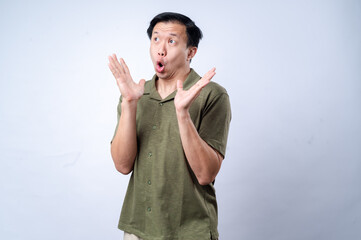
[149,46,156,59]
[171,48,187,60]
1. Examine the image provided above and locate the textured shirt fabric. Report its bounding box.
[112,69,231,240]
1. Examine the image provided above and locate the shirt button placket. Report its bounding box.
[145,101,163,218]
[146,151,152,215]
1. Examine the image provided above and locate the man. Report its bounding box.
[109,12,231,240]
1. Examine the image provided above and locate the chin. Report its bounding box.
[155,71,167,78]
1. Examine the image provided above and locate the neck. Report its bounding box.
[156,67,191,99]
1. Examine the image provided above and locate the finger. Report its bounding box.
[108,55,116,69]
[196,69,215,89]
[192,74,212,91]
[177,80,183,91]
[108,55,119,75]
[108,62,116,74]
[139,79,146,88]
[108,57,122,79]
[202,67,216,80]
[188,81,208,96]
[112,54,125,74]
[110,54,119,67]
[202,67,216,81]
[203,72,215,86]
[120,58,130,74]
[208,67,216,74]
[108,60,119,78]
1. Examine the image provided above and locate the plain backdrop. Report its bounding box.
[0,0,360,239]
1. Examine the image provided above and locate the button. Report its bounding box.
[147,207,151,212]
[159,102,163,106]
[152,125,157,130]
[147,180,151,185]
[148,152,152,157]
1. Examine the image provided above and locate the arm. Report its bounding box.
[111,99,138,174]
[175,68,223,185]
[176,110,223,185]
[108,54,145,174]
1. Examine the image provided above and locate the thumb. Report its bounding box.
[139,79,146,88]
[177,80,183,91]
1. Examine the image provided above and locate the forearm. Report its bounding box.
[176,110,222,185]
[111,100,138,174]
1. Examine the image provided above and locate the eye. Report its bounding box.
[169,39,176,44]
[154,37,159,42]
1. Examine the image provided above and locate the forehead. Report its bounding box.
[152,21,187,38]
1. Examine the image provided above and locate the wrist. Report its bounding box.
[176,108,190,120]
[121,98,138,109]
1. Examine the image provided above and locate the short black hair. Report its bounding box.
[147,12,203,48]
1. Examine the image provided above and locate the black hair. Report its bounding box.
[147,12,203,48]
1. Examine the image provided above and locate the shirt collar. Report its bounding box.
[144,69,201,102]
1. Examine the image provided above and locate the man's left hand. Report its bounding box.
[174,68,216,113]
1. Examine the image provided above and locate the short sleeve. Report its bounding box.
[111,95,123,143]
[198,93,231,158]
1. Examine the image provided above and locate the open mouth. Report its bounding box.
[156,61,165,73]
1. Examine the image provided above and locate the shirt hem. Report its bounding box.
[118,222,218,240]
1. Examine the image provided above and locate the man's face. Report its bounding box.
[150,21,193,80]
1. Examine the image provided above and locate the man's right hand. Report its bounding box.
[108,54,145,102]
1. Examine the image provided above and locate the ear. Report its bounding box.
[187,47,197,61]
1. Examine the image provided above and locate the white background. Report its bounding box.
[1,0,360,239]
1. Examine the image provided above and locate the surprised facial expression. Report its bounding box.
[150,21,194,80]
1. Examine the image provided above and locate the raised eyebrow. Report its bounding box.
[152,32,179,38]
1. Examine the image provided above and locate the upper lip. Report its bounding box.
[157,59,165,67]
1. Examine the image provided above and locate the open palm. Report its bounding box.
[174,68,216,111]
[108,54,145,101]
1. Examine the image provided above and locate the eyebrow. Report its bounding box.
[153,31,179,38]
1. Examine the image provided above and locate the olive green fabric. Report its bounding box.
[112,69,231,240]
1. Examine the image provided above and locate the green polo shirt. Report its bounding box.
[112,69,231,240]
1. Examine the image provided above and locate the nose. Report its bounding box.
[157,42,166,57]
